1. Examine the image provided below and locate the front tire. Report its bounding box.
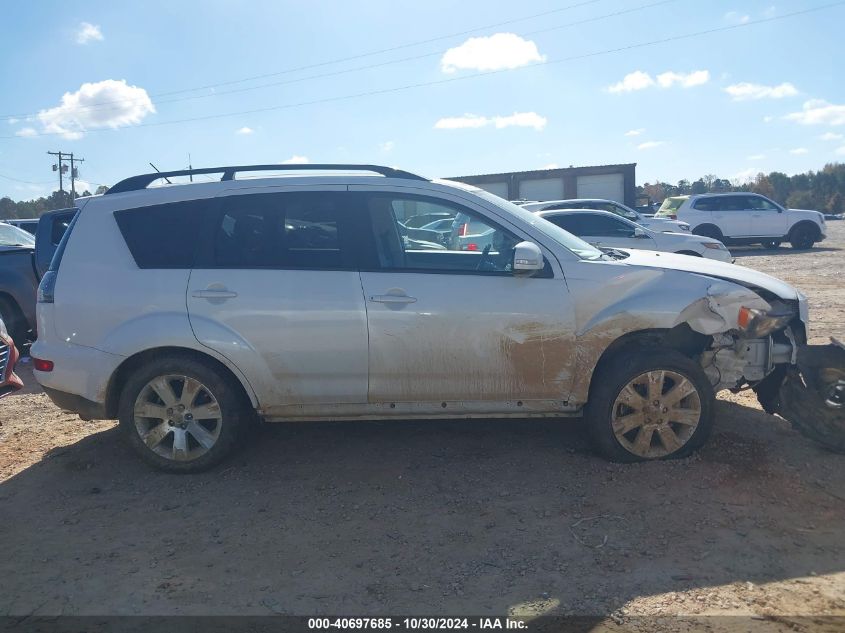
[789,224,818,250]
[585,349,714,462]
[118,355,248,473]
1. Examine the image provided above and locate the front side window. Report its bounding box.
[364,194,525,274]
[748,196,780,211]
[213,192,354,269]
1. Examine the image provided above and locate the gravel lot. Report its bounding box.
[1,222,844,626]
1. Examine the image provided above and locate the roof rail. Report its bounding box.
[106,164,428,195]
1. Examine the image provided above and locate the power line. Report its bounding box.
[2,1,842,141]
[23,0,677,118]
[0,172,56,185]
[0,0,607,121]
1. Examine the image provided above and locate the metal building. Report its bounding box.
[447,163,637,207]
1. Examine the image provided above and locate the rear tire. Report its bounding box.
[585,349,714,462]
[761,240,781,250]
[789,224,818,250]
[118,355,248,473]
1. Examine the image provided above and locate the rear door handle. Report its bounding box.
[192,289,238,299]
[370,294,417,304]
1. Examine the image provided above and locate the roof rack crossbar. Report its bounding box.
[106,164,427,194]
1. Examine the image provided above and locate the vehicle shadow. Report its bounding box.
[730,246,842,258]
[1,399,843,617]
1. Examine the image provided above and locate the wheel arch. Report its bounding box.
[586,325,712,400]
[104,346,258,418]
[691,223,723,238]
[788,220,821,241]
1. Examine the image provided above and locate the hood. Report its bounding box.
[788,208,824,219]
[619,249,799,300]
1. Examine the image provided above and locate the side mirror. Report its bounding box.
[633,227,648,238]
[513,241,544,273]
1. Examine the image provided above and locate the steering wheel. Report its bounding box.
[475,244,493,271]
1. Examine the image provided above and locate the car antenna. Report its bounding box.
[148,162,173,185]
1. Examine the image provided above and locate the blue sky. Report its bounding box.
[1,0,844,200]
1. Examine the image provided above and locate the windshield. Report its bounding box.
[0,223,36,247]
[656,197,686,217]
[473,190,605,260]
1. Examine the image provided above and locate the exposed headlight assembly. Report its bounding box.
[738,305,795,338]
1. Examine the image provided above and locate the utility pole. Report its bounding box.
[47,151,66,194]
[48,151,85,201]
[68,153,85,200]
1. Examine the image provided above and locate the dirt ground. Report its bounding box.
[1,223,844,627]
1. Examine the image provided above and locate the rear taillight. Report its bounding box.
[32,357,54,372]
[37,270,57,303]
[466,243,479,251]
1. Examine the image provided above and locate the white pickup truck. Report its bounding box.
[656,193,826,249]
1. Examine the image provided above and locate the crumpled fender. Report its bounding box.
[568,269,768,403]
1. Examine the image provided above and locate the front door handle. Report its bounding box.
[370,294,417,304]
[192,289,238,299]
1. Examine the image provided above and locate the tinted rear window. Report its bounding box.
[114,200,206,268]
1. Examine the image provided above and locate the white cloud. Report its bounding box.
[820,132,843,141]
[15,127,38,138]
[36,79,155,139]
[734,167,762,182]
[724,11,750,23]
[724,82,798,101]
[7,117,19,125]
[379,140,395,152]
[441,33,545,73]
[763,115,775,123]
[624,128,646,137]
[542,163,559,169]
[789,147,809,155]
[607,71,654,93]
[747,154,766,160]
[637,141,666,150]
[608,70,708,93]
[281,155,310,164]
[785,100,845,126]
[76,22,103,45]
[656,70,710,88]
[434,111,546,131]
[236,126,254,135]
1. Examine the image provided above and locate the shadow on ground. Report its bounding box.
[1,398,843,617]
[731,246,841,258]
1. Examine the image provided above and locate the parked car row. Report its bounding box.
[25,163,845,473]
[521,198,691,234]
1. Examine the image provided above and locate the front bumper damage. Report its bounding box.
[755,337,845,453]
[686,283,845,453]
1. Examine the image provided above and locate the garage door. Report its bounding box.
[519,178,564,201]
[576,173,624,202]
[476,182,508,199]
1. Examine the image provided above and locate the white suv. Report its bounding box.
[656,193,826,249]
[30,164,840,471]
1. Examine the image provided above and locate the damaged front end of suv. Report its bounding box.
[692,280,845,453]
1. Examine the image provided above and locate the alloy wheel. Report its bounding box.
[611,369,702,459]
[133,375,223,462]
